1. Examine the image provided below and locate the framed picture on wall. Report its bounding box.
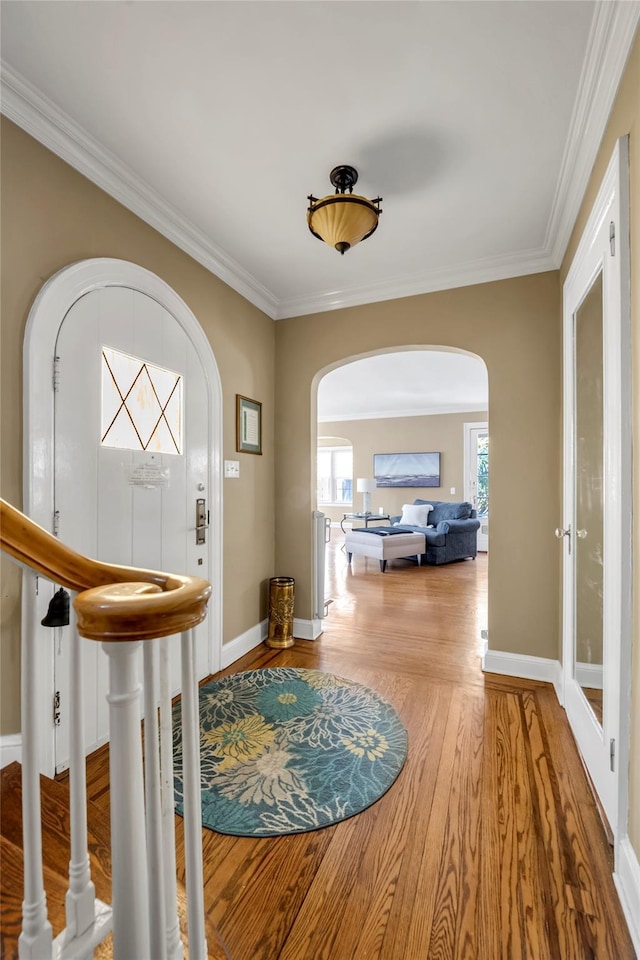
[236,395,262,455]
[374,451,440,487]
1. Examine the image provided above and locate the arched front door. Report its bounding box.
[24,259,223,776]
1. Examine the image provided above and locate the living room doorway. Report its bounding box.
[315,347,488,629]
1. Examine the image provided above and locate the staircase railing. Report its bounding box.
[1,498,212,960]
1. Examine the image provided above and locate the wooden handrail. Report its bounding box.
[0,498,211,641]
[3,496,212,958]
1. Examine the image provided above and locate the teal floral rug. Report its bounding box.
[172,667,408,836]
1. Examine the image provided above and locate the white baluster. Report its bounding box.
[102,640,150,960]
[143,640,168,960]
[19,570,53,960]
[64,605,97,951]
[180,629,207,960]
[159,637,184,960]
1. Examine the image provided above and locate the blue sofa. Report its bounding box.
[389,499,480,565]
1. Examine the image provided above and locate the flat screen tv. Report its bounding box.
[374,452,440,488]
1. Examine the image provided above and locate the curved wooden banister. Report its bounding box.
[0,498,211,641]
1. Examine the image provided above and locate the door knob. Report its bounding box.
[555,524,572,554]
[577,529,588,539]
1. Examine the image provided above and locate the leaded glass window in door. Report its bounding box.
[101,346,183,454]
[475,434,489,516]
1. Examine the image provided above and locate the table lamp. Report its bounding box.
[356,478,376,515]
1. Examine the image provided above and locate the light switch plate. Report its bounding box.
[224,460,240,478]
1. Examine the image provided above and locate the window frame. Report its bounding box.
[317,444,353,507]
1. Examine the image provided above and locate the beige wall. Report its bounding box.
[0,119,276,734]
[1,27,637,873]
[275,273,562,661]
[561,31,640,862]
[318,411,488,523]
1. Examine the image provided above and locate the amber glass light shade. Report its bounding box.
[307,195,380,254]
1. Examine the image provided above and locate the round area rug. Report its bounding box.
[172,667,408,836]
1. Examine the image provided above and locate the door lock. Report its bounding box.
[196,498,208,545]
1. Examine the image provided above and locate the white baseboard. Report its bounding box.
[575,661,604,689]
[221,619,267,669]
[0,733,22,768]
[293,618,324,641]
[614,835,640,956]
[220,615,324,669]
[482,647,563,702]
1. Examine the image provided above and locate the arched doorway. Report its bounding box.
[314,345,488,629]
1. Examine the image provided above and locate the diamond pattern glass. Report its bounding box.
[101,347,182,454]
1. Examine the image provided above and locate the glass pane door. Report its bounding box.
[573,272,604,726]
[466,423,488,552]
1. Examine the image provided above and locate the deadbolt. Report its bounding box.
[196,498,208,545]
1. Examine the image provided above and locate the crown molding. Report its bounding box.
[0,63,279,319]
[281,0,640,320]
[275,248,556,319]
[2,0,637,321]
[545,1,640,267]
[319,403,488,423]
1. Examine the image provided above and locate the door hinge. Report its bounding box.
[53,691,61,727]
[53,510,60,538]
[53,355,61,392]
[610,738,616,772]
[609,221,615,256]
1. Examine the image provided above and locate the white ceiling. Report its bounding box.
[317,350,488,422]
[1,2,638,320]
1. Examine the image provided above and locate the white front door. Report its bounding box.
[560,139,631,836]
[52,285,212,772]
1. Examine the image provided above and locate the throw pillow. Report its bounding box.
[400,503,433,526]
[430,501,473,526]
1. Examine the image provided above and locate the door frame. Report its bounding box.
[23,258,223,777]
[560,138,631,842]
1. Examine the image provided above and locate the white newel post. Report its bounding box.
[180,629,207,960]
[143,640,168,960]
[103,640,150,960]
[64,609,97,951]
[159,637,184,960]
[19,570,53,960]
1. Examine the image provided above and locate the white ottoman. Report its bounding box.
[345,530,426,573]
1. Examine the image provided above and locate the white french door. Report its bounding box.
[51,285,211,772]
[560,138,631,836]
[464,422,488,552]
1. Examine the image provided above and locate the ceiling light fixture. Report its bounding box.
[307,165,382,255]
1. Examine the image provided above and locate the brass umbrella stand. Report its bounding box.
[266,577,295,649]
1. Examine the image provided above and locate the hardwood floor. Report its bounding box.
[3,533,635,958]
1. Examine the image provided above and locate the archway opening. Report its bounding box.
[314,345,489,648]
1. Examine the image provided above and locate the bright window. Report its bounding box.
[101,346,183,454]
[317,446,353,505]
[476,434,489,516]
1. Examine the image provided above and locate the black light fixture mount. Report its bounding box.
[307,165,382,255]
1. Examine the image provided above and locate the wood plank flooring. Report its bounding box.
[4,533,635,958]
[166,536,630,960]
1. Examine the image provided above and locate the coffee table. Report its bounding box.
[341,512,390,533]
